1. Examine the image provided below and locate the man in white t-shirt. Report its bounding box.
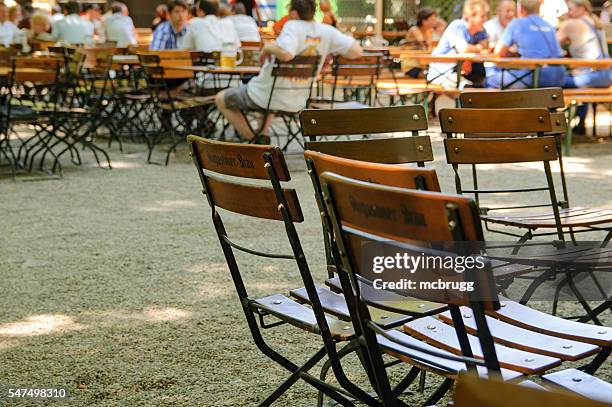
[182,0,240,52]
[229,2,261,43]
[51,1,94,45]
[215,0,361,143]
[0,2,20,47]
[103,2,137,47]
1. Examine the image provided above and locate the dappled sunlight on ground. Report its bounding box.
[97,307,192,323]
[138,200,199,212]
[104,161,143,170]
[0,314,86,337]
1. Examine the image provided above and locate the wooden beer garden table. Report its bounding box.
[399,52,612,88]
[172,65,261,76]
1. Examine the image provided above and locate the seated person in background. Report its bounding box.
[18,4,34,29]
[320,0,337,26]
[151,0,188,50]
[28,13,53,42]
[427,0,489,88]
[488,0,566,89]
[229,2,261,43]
[104,2,137,47]
[152,4,168,31]
[50,5,63,23]
[51,1,94,45]
[215,0,362,144]
[558,0,611,87]
[0,2,20,47]
[231,0,261,23]
[484,0,515,49]
[8,5,21,26]
[182,0,240,52]
[274,13,290,34]
[540,0,568,27]
[403,7,438,78]
[404,7,438,49]
[83,4,104,43]
[558,0,611,134]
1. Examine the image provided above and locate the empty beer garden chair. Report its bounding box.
[439,108,612,322]
[313,53,384,109]
[3,56,64,176]
[319,171,612,405]
[454,374,612,407]
[138,52,215,165]
[458,88,612,245]
[300,106,535,291]
[188,136,389,406]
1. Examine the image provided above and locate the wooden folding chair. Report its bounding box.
[320,171,612,405]
[301,106,534,294]
[454,373,612,407]
[238,55,320,151]
[458,88,612,245]
[440,107,612,321]
[138,51,215,164]
[4,56,65,176]
[313,53,384,109]
[188,136,386,406]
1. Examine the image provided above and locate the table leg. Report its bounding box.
[565,100,576,156]
[532,66,540,88]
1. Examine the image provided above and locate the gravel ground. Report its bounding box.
[1,126,611,406]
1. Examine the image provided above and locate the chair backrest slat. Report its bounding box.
[301,105,428,138]
[206,176,303,222]
[189,137,290,181]
[440,108,552,134]
[188,136,302,223]
[305,150,440,190]
[271,55,320,78]
[445,137,558,165]
[460,88,565,109]
[305,136,433,164]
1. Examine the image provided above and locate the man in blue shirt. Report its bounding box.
[427,0,490,88]
[150,0,188,50]
[488,0,566,88]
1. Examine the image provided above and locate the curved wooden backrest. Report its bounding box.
[188,136,302,222]
[272,55,320,78]
[305,150,440,191]
[300,105,428,138]
[321,172,497,308]
[333,53,382,76]
[460,88,565,109]
[305,136,434,164]
[10,56,62,83]
[205,175,303,222]
[454,374,611,407]
[188,136,290,181]
[439,108,552,134]
[445,136,559,165]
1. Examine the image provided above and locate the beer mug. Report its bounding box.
[220,42,244,68]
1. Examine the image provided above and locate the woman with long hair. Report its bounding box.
[558,0,612,134]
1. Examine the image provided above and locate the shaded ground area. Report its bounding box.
[1,128,611,406]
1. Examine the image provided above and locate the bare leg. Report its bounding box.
[215,90,256,140]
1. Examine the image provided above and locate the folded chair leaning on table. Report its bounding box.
[439,107,612,322]
[319,170,612,406]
